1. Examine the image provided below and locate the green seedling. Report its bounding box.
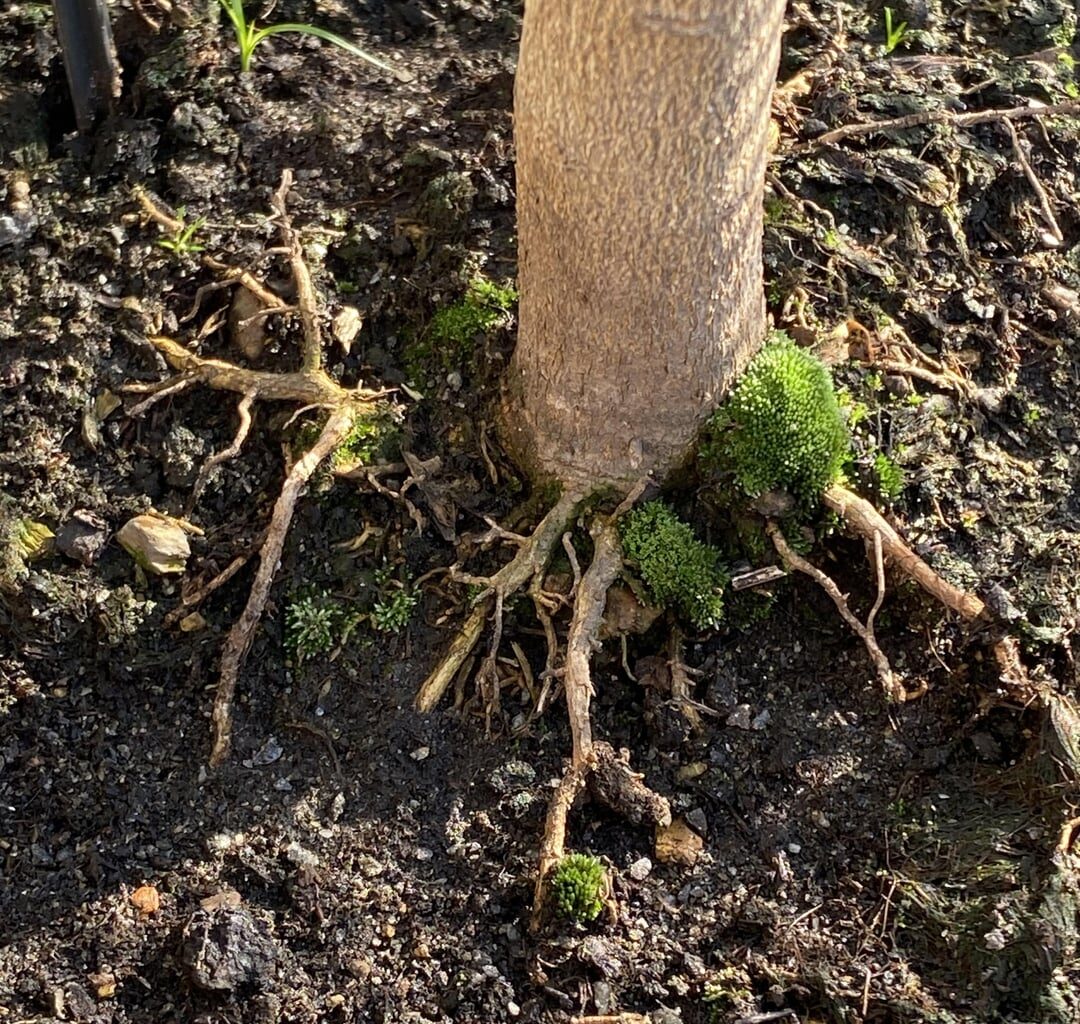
[157,210,206,256]
[872,452,905,502]
[216,0,403,76]
[550,853,606,922]
[370,584,417,633]
[883,7,909,55]
[286,588,343,663]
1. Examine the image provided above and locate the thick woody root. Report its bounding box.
[530,516,670,930]
[416,487,670,929]
[414,489,584,713]
[820,482,1030,697]
[127,170,392,764]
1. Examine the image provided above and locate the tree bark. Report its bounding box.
[505,0,786,489]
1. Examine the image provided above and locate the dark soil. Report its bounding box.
[2,1,1080,1023]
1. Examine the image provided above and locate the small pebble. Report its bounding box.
[629,856,652,881]
[726,704,753,730]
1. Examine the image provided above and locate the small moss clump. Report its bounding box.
[550,853,606,922]
[292,409,400,470]
[406,276,517,386]
[332,410,401,469]
[873,451,905,502]
[619,501,728,629]
[719,333,849,506]
[286,589,343,663]
[428,277,517,352]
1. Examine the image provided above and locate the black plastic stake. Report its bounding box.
[51,0,121,133]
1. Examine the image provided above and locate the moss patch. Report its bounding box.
[619,501,728,630]
[709,332,850,508]
[404,276,517,388]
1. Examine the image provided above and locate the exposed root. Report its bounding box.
[188,390,255,510]
[417,479,668,929]
[134,187,292,324]
[210,405,357,765]
[1001,117,1063,246]
[822,481,1032,696]
[530,741,671,933]
[125,170,396,763]
[767,520,919,702]
[162,539,262,628]
[668,628,711,730]
[807,99,1080,149]
[824,483,985,620]
[562,518,623,762]
[531,759,588,932]
[414,489,583,713]
[269,170,323,373]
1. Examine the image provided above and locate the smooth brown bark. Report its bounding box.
[505,0,786,488]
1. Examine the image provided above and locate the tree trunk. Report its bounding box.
[504,0,786,489]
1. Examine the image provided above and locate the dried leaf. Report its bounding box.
[116,514,191,575]
[332,305,364,354]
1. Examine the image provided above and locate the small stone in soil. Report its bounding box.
[55,510,108,566]
[629,856,652,881]
[181,906,278,992]
[726,704,753,730]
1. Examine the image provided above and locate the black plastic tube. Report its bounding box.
[51,0,120,133]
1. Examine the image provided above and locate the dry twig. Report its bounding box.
[1001,117,1063,245]
[808,100,1080,149]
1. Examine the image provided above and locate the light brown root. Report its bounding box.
[767,521,916,702]
[531,760,588,932]
[1001,117,1063,246]
[563,519,623,763]
[822,481,1032,697]
[162,540,262,628]
[414,489,583,713]
[415,603,490,713]
[188,389,256,511]
[134,188,291,324]
[127,170,400,763]
[124,373,198,416]
[668,628,709,730]
[823,482,985,620]
[270,169,323,373]
[588,741,671,828]
[808,99,1080,149]
[571,1016,649,1024]
[530,497,670,930]
[530,741,672,933]
[210,404,357,765]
